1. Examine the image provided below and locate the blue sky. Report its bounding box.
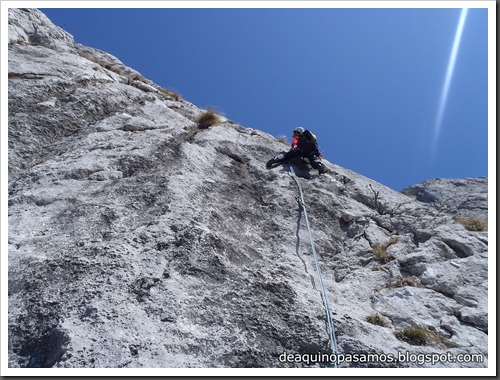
[39,3,491,191]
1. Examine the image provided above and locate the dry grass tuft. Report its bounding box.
[276,135,290,145]
[395,326,453,348]
[372,237,398,264]
[365,313,392,328]
[158,87,181,101]
[196,109,221,129]
[454,216,488,232]
[389,276,422,289]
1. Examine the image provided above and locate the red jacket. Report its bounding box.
[291,131,321,155]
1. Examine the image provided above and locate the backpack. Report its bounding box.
[297,130,320,154]
[305,130,325,157]
[303,130,317,143]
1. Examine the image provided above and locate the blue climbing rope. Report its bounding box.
[289,165,340,368]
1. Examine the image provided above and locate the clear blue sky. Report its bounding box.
[40,4,490,191]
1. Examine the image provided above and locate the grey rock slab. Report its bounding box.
[7,8,489,369]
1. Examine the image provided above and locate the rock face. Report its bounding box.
[7,9,489,369]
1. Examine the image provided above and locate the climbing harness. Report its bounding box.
[289,165,340,368]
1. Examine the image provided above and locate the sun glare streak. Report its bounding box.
[432,8,468,157]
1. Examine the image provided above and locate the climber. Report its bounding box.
[266,127,328,174]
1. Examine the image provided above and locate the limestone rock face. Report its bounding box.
[7,8,489,369]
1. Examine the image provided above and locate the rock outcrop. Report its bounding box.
[7,8,489,369]
[402,177,488,220]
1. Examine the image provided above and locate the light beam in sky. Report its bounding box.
[432,8,468,157]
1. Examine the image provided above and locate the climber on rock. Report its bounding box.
[266,127,328,174]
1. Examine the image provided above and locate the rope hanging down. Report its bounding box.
[289,165,340,368]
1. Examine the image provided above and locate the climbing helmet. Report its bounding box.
[293,127,305,135]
